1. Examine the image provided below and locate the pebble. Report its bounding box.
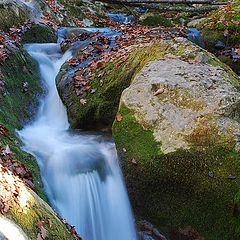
[228,175,237,180]
[208,171,214,178]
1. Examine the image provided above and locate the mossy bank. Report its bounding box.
[0,45,74,239]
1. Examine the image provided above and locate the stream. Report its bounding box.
[17,30,137,240]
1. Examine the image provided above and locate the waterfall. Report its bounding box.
[18,42,137,240]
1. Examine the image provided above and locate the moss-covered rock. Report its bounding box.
[0,45,43,196]
[196,0,240,74]
[21,24,57,44]
[197,0,240,46]
[139,13,174,27]
[56,42,166,130]
[111,38,240,239]
[0,46,74,239]
[2,186,75,240]
[0,3,27,31]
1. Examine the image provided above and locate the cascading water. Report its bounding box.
[18,40,137,239]
[106,13,135,24]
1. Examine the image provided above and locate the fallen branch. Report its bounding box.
[103,0,229,4]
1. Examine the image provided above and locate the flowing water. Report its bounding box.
[18,40,137,240]
[187,28,205,48]
[106,13,135,24]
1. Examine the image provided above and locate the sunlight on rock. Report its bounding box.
[0,216,27,240]
[18,188,31,209]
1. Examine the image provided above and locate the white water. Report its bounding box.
[18,43,137,240]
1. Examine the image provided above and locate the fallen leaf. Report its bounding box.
[0,125,9,136]
[131,159,137,165]
[154,88,165,96]
[48,218,53,228]
[223,29,229,37]
[116,112,123,122]
[2,145,12,156]
[80,98,87,105]
[74,75,85,81]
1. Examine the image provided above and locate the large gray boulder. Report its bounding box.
[112,38,240,239]
[120,58,240,154]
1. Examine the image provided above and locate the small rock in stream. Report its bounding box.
[228,175,237,180]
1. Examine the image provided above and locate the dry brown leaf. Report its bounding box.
[74,75,85,81]
[154,88,165,96]
[80,99,87,105]
[116,112,123,122]
[48,218,53,228]
[223,29,229,37]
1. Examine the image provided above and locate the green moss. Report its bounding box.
[4,190,74,240]
[113,103,240,239]
[0,4,27,31]
[197,0,240,46]
[0,46,44,198]
[21,25,56,44]
[154,85,206,111]
[57,41,167,129]
[141,14,174,27]
[58,38,240,130]
[113,105,161,160]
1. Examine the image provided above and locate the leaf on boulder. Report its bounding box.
[48,218,53,228]
[131,159,137,165]
[40,226,48,239]
[80,98,87,105]
[154,88,165,96]
[116,112,123,122]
